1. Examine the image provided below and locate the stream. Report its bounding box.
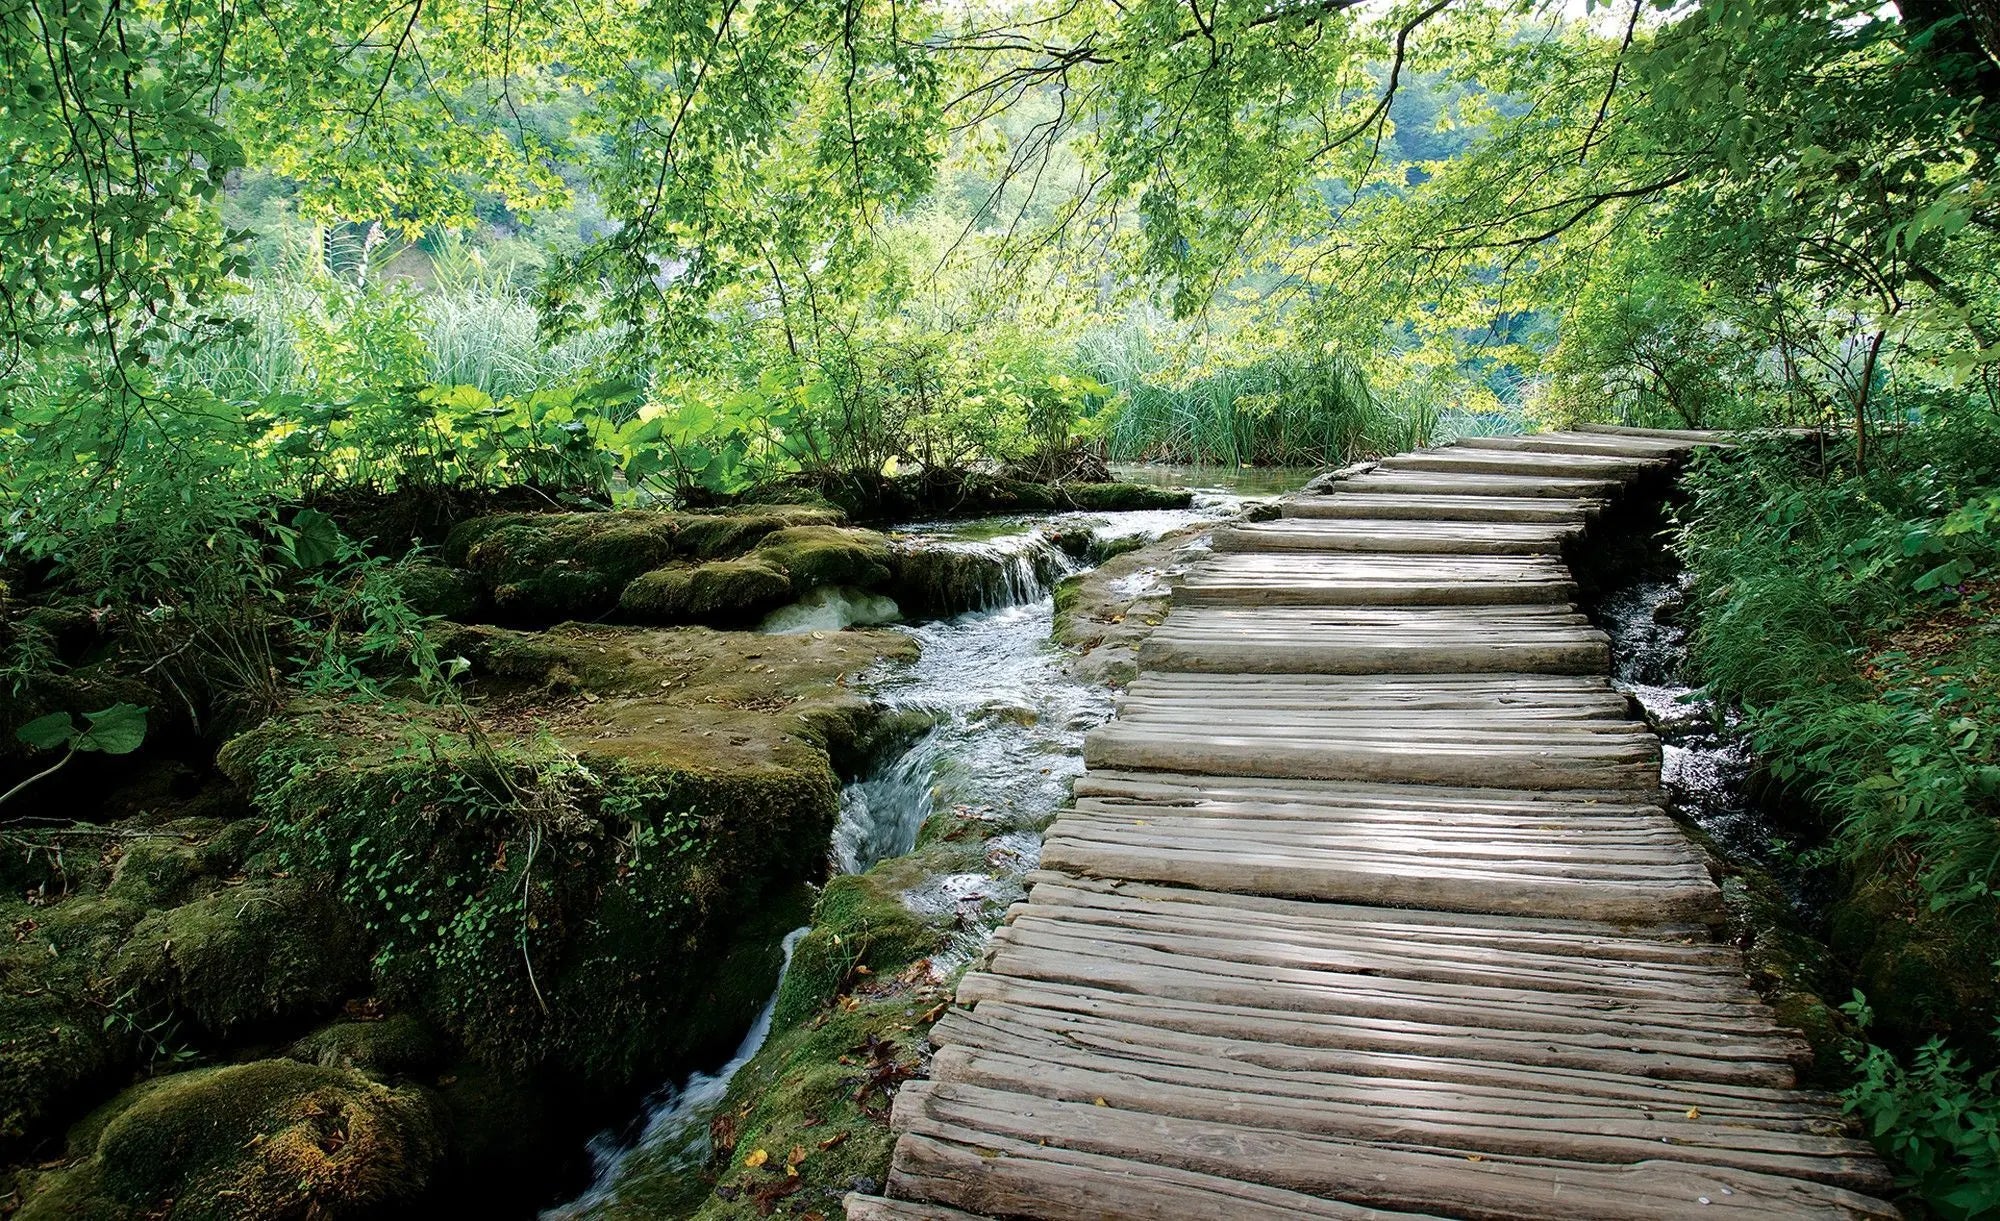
[549,469,1308,1217]
[1595,569,1819,908]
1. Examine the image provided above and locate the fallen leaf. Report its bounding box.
[818,1131,851,1152]
[1686,1107,1701,1120]
[743,1148,769,1168]
[1092,1097,1108,1107]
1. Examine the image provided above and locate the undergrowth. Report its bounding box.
[1678,417,2000,1215]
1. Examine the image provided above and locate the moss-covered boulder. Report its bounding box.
[1060,481,1194,511]
[446,506,854,622]
[290,1014,449,1077]
[214,623,919,1087]
[459,511,682,619]
[673,506,846,559]
[618,558,795,625]
[20,1060,446,1221]
[110,879,367,1039]
[752,526,893,592]
[773,874,939,1031]
[392,561,483,620]
[0,897,145,1148]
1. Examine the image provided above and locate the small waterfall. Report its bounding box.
[889,530,1077,617]
[544,927,810,1218]
[1597,574,1795,888]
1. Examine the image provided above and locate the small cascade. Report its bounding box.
[544,927,810,1219]
[888,529,1077,617]
[1598,574,1799,889]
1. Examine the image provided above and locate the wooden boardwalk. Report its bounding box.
[849,426,1897,1220]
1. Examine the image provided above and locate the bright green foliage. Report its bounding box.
[1843,996,2000,1219]
[14,704,147,756]
[1680,425,2000,1208]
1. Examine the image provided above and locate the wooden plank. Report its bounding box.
[1575,422,1739,444]
[1215,518,1579,556]
[929,1046,1888,1190]
[896,1083,1899,1219]
[950,976,1804,1086]
[1453,434,1695,460]
[1178,552,1578,606]
[1333,472,1622,498]
[931,1001,1837,1115]
[1082,722,1660,789]
[887,1130,1429,1221]
[1282,493,1606,522]
[1019,873,1728,955]
[1374,449,1664,479]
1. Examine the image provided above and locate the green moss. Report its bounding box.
[1830,863,1999,1049]
[103,820,254,908]
[772,873,940,1032]
[600,860,955,1219]
[752,527,892,593]
[0,896,146,1147]
[674,506,847,559]
[221,712,843,1085]
[1061,481,1194,511]
[22,1060,446,1221]
[462,511,682,619]
[290,1014,448,1076]
[617,559,795,625]
[110,879,367,1039]
[447,508,859,620]
[393,561,483,620]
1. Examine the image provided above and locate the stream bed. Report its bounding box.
[550,469,1308,1216]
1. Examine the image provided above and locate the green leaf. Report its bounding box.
[287,509,345,568]
[74,704,148,755]
[15,712,77,751]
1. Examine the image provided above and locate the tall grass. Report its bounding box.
[168,232,627,402]
[1079,327,1483,466]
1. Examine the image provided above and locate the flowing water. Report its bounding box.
[551,469,1307,1215]
[1596,570,1815,902]
[547,928,810,1219]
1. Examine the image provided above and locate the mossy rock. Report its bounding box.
[110,879,367,1038]
[461,511,682,619]
[392,562,483,620]
[884,541,1064,618]
[290,1014,449,1077]
[1060,481,1193,511]
[618,558,795,625]
[0,896,148,1148]
[674,506,847,559]
[752,526,893,593]
[103,820,256,908]
[20,1060,447,1221]
[773,873,940,1031]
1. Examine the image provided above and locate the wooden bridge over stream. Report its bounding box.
[848,427,1899,1220]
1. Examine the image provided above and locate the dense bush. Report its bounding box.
[1678,413,2000,1211]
